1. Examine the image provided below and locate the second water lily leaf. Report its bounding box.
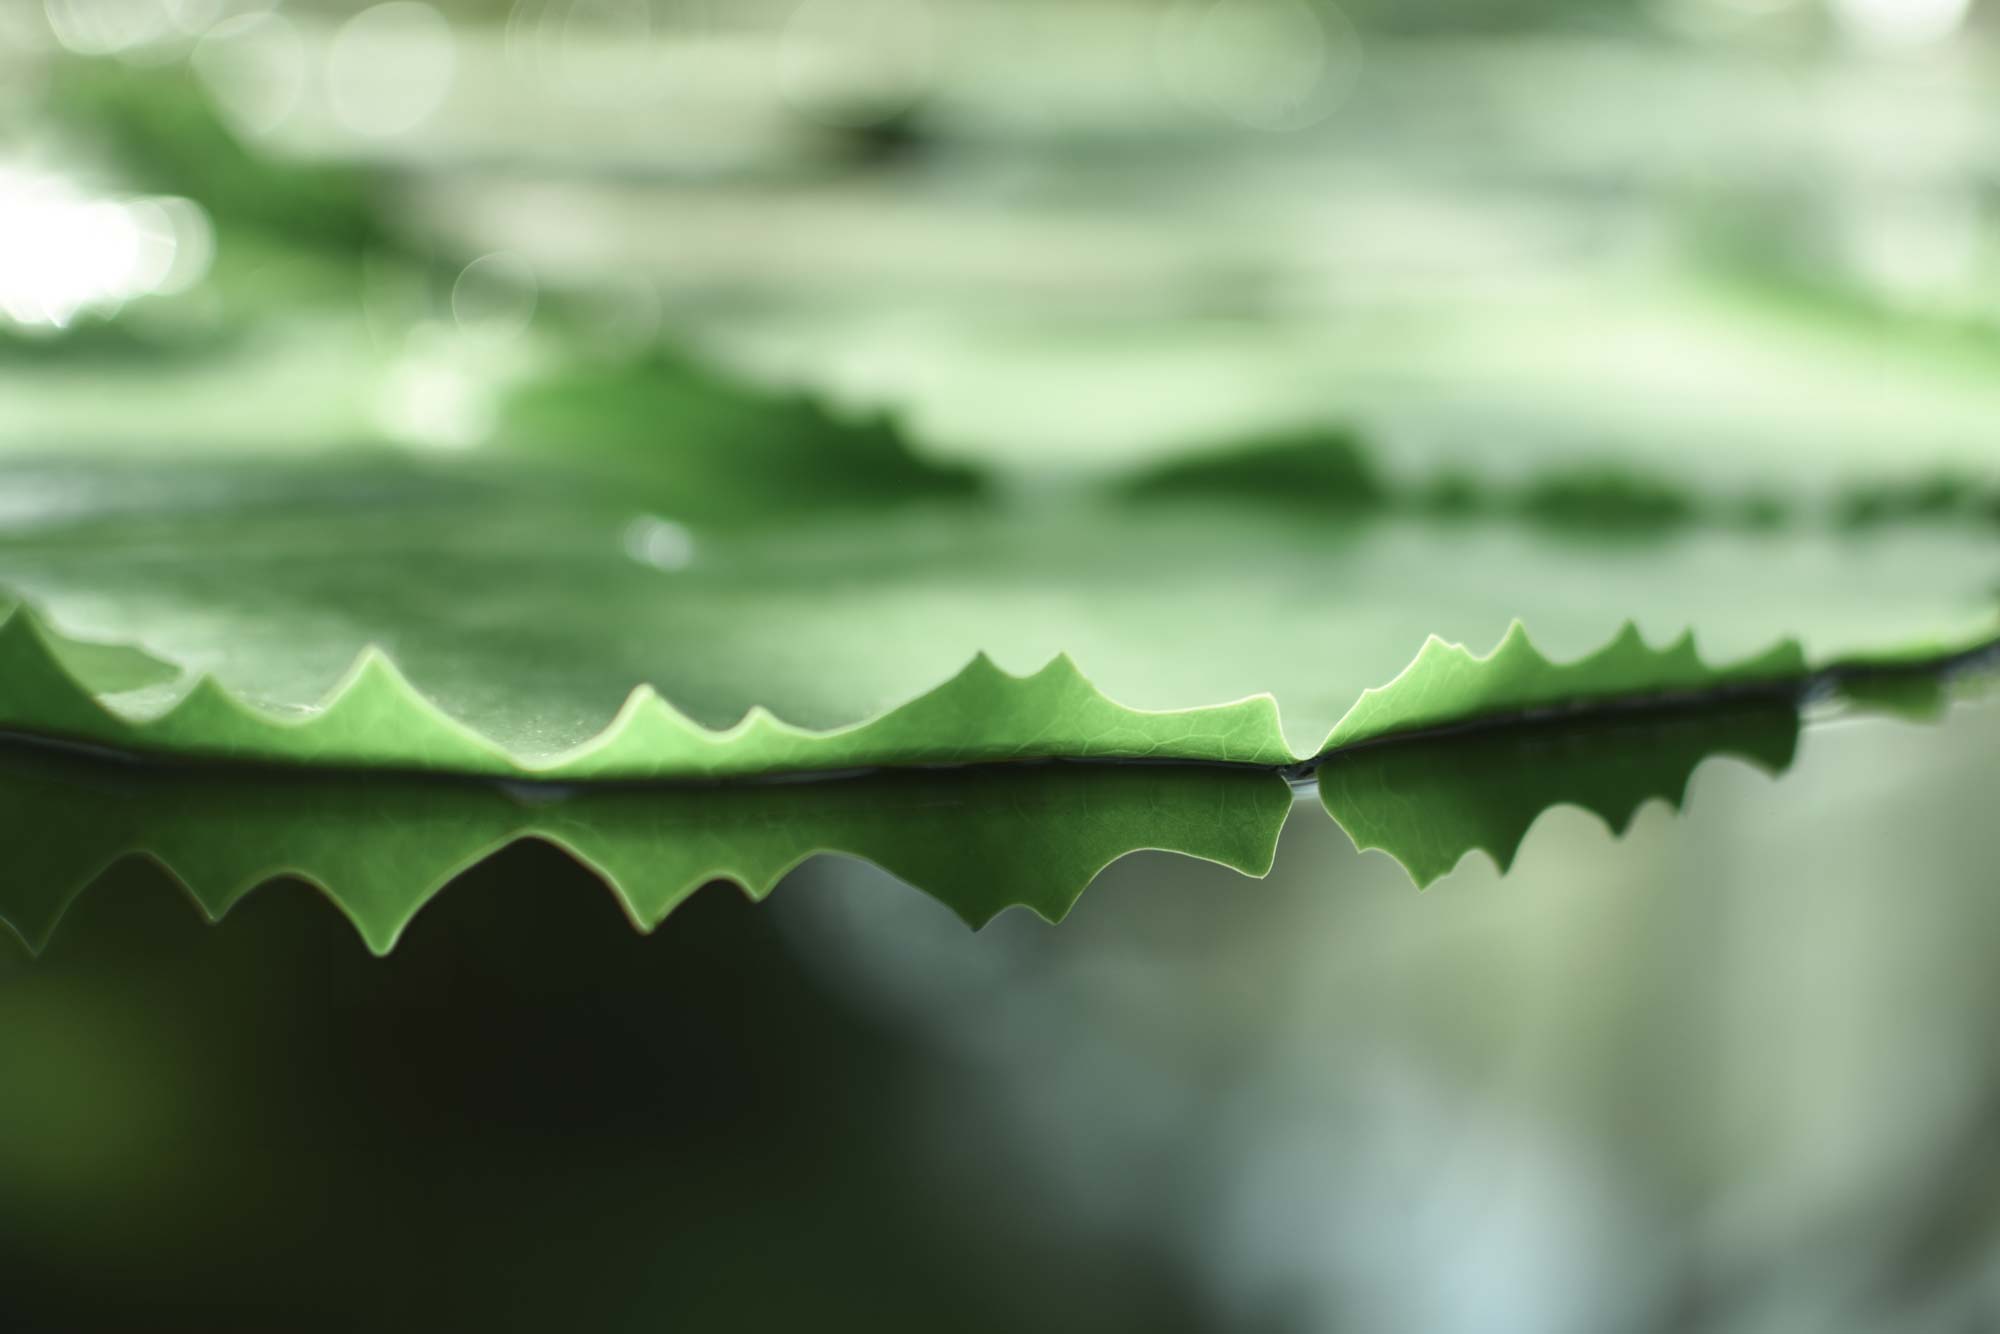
[0,452,1993,778]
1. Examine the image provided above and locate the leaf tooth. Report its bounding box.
[1606,618,1649,653]
[332,643,412,693]
[0,604,110,713]
[1321,616,1827,755]
[1493,618,1539,660]
[1036,650,1085,681]
[959,649,1003,676]
[153,672,257,734]
[734,702,784,735]
[1412,630,1460,662]
[598,681,702,741]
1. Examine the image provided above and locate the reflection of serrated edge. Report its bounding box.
[1319,700,1803,888]
[3,828,1289,958]
[0,763,1292,956]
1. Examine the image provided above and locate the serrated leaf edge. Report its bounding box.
[3,600,1993,780]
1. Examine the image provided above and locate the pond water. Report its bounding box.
[3,693,1996,1332]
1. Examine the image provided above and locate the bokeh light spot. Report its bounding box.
[1830,0,1972,49]
[1156,0,1361,133]
[327,2,458,138]
[42,0,175,57]
[622,515,697,571]
[378,325,495,449]
[191,11,307,138]
[451,251,538,341]
[0,168,214,329]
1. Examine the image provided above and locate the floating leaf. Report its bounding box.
[0,605,1296,778]
[1317,651,2000,887]
[0,451,1993,778]
[11,650,1993,949]
[1823,644,2000,722]
[1322,621,1805,750]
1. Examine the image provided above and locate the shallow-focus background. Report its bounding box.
[10,0,2000,487]
[5,2,2000,1330]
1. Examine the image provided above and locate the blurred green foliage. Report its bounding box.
[499,350,985,518]
[43,57,396,255]
[1120,428,1387,509]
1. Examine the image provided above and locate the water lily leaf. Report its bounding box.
[0,452,1993,778]
[1316,649,2000,887]
[1322,621,1805,751]
[0,742,1291,954]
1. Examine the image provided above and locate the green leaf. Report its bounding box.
[1322,621,1805,751]
[496,351,985,521]
[0,742,1291,954]
[13,658,1992,950]
[1118,428,1387,509]
[0,605,1296,777]
[0,452,1993,778]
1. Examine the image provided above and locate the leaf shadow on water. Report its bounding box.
[9,652,1987,957]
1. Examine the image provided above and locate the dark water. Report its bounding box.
[2,696,1996,1333]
